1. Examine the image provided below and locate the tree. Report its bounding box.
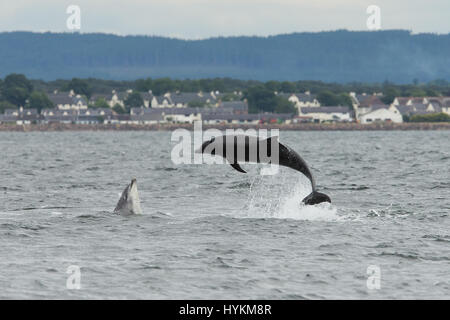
[280,81,296,93]
[124,92,144,111]
[0,101,16,113]
[219,93,238,102]
[244,86,278,113]
[135,78,153,92]
[337,93,353,108]
[112,103,126,114]
[381,87,400,104]
[404,88,427,97]
[92,97,110,109]
[188,100,205,108]
[27,91,54,112]
[410,113,450,122]
[264,81,280,92]
[274,97,296,114]
[65,78,92,98]
[243,86,297,114]
[317,90,340,106]
[151,78,174,95]
[2,73,33,106]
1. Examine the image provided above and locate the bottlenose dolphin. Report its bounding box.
[114,178,142,215]
[197,135,331,205]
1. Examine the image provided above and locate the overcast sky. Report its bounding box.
[1,0,449,38]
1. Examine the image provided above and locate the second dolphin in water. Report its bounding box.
[197,135,331,205]
[114,178,143,215]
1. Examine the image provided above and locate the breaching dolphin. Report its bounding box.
[197,135,331,205]
[114,178,143,215]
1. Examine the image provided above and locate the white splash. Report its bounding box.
[244,173,339,221]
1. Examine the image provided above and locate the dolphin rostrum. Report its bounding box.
[114,178,143,215]
[197,135,331,205]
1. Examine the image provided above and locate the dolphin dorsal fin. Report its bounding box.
[230,162,246,173]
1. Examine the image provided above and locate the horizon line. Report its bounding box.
[3,28,450,40]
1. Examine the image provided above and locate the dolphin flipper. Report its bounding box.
[230,162,246,173]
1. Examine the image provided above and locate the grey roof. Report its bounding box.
[429,102,442,112]
[279,93,317,102]
[396,105,413,115]
[163,107,202,115]
[169,92,212,105]
[396,104,438,116]
[4,108,38,116]
[77,115,102,122]
[301,106,350,114]
[203,113,293,121]
[259,113,293,120]
[4,108,19,115]
[154,96,170,104]
[79,108,113,116]
[44,115,77,122]
[201,108,233,115]
[48,93,87,106]
[110,114,131,121]
[141,92,154,100]
[131,113,164,121]
[0,115,18,122]
[410,102,428,109]
[47,93,73,105]
[130,107,158,115]
[356,95,383,107]
[218,101,248,111]
[369,104,390,111]
[202,113,261,121]
[41,109,78,116]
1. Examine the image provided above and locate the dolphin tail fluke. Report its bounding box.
[302,191,331,205]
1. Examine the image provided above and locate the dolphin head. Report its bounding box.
[196,137,216,154]
[114,178,142,215]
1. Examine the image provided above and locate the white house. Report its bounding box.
[277,92,320,115]
[359,105,403,124]
[48,92,88,110]
[299,106,352,122]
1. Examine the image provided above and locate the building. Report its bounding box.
[131,107,201,124]
[129,112,163,124]
[359,104,403,124]
[151,92,218,108]
[393,96,450,116]
[277,92,320,115]
[350,93,384,119]
[48,92,88,110]
[0,108,41,124]
[299,106,352,123]
[217,101,248,114]
[202,113,261,124]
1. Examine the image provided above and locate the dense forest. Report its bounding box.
[1,30,450,82]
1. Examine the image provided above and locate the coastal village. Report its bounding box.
[1,89,450,126]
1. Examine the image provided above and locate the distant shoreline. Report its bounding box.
[1,122,450,132]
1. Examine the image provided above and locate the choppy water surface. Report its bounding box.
[0,131,449,299]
